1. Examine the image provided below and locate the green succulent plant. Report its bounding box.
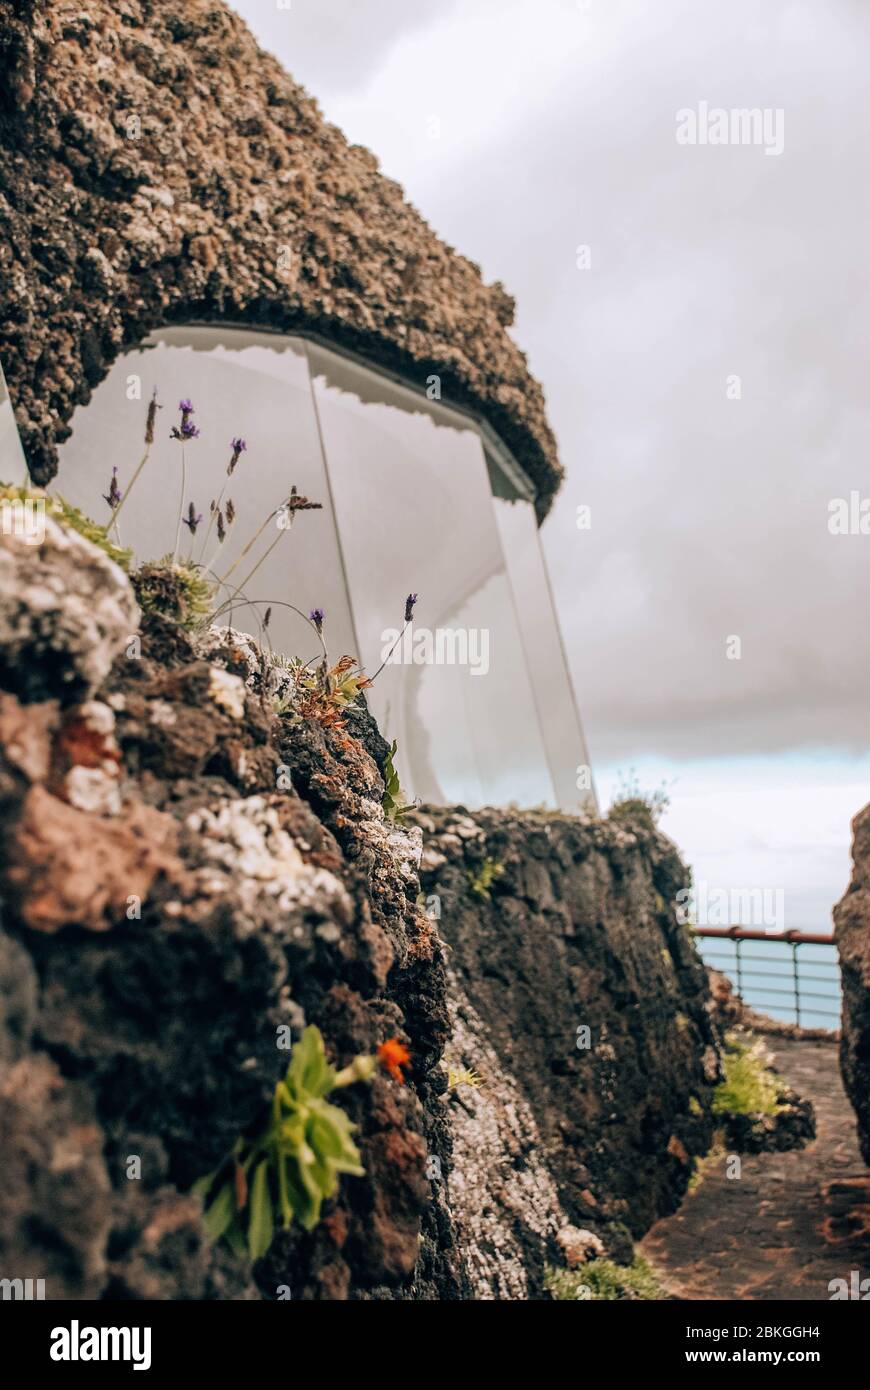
[195,1026,377,1261]
[382,738,415,823]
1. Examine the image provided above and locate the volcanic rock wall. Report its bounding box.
[0,517,719,1299]
[834,804,870,1167]
[0,511,454,1300]
[417,804,719,1297]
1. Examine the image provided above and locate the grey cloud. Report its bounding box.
[232,0,462,99]
[231,0,870,766]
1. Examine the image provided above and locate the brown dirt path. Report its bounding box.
[640,1038,870,1300]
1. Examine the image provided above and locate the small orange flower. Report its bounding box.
[377,1037,411,1084]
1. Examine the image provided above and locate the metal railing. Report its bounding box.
[692,925,840,1029]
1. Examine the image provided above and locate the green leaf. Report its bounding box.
[287,1024,336,1099]
[382,739,412,822]
[225,1218,248,1259]
[248,1161,274,1261]
[191,1167,218,1200]
[203,1181,235,1242]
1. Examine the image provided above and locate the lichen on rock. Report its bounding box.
[0,508,138,703]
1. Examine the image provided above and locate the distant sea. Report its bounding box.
[594,753,867,1032]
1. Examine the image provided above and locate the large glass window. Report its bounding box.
[491,477,595,811]
[56,327,356,665]
[54,327,594,813]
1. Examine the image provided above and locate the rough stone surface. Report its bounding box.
[0,509,456,1298]
[442,974,575,1299]
[0,513,138,703]
[411,801,721,1292]
[0,0,562,518]
[834,802,870,1165]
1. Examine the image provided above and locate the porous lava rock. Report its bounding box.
[0,515,456,1299]
[411,802,721,1295]
[0,0,561,518]
[0,510,138,703]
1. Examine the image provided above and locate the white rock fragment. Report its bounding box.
[0,512,138,699]
[148,700,177,728]
[60,701,122,817]
[65,764,122,817]
[195,625,295,704]
[208,665,246,720]
[386,823,423,880]
[185,795,352,930]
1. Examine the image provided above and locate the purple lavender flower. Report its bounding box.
[227,438,247,475]
[404,592,418,623]
[182,502,203,535]
[309,608,325,634]
[171,399,200,441]
[102,466,122,509]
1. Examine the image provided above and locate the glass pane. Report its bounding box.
[492,486,596,812]
[0,357,27,480]
[54,327,356,665]
[306,340,557,809]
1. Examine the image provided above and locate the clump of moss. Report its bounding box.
[0,484,132,571]
[712,1036,781,1117]
[545,1256,663,1301]
[687,1139,727,1192]
[132,557,215,631]
[608,768,672,826]
[468,857,504,900]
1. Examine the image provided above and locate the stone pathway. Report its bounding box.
[640,1038,870,1300]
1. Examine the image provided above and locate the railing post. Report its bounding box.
[734,933,743,1000]
[791,939,801,1028]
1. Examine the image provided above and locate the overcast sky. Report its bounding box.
[231,0,870,930]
